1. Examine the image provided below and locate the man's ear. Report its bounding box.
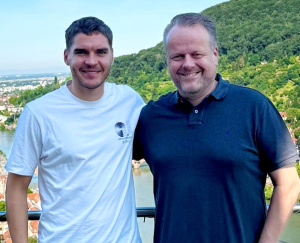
[64,49,69,66]
[213,47,219,66]
[111,48,114,64]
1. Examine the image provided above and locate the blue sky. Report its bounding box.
[0,0,228,74]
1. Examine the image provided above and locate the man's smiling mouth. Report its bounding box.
[180,71,200,77]
[81,70,100,73]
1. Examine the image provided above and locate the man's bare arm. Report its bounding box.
[6,172,32,243]
[258,163,300,243]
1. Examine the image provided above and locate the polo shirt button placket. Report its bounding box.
[189,108,202,126]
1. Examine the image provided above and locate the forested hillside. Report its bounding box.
[9,0,300,137]
[108,0,300,133]
[204,0,300,64]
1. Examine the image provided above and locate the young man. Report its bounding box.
[134,13,300,243]
[6,17,144,243]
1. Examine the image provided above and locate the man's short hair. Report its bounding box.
[65,16,113,50]
[163,13,217,51]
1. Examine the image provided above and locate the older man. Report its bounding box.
[134,13,300,243]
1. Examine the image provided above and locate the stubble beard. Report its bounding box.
[73,71,108,90]
[176,75,204,96]
[78,78,105,90]
[176,74,216,99]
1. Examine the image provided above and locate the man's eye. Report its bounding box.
[171,55,183,61]
[97,50,107,55]
[74,50,86,55]
[194,53,203,58]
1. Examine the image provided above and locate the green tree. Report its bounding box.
[0,124,5,131]
[0,150,6,158]
[28,187,33,194]
[296,163,300,177]
[286,108,300,128]
[28,237,38,243]
[294,129,300,139]
[54,76,58,85]
[0,201,6,211]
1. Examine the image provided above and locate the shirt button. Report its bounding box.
[195,110,198,113]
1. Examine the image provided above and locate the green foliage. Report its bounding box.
[264,184,273,202]
[0,149,6,158]
[0,109,10,116]
[107,0,300,107]
[296,163,300,203]
[8,96,19,106]
[203,0,300,65]
[201,0,300,134]
[109,42,171,102]
[28,237,38,243]
[5,0,300,134]
[54,76,58,85]
[286,108,300,129]
[295,129,300,139]
[296,163,300,178]
[4,113,20,125]
[9,79,61,107]
[0,201,6,211]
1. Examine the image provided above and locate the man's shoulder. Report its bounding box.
[143,92,175,110]
[26,85,65,111]
[106,82,138,95]
[140,92,175,119]
[106,82,144,106]
[226,81,270,103]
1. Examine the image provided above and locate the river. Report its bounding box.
[0,131,299,243]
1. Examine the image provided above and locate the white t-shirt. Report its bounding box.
[6,82,144,243]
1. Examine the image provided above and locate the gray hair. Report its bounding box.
[163,13,217,51]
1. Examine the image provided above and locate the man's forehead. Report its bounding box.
[167,24,207,37]
[71,32,110,48]
[165,24,211,50]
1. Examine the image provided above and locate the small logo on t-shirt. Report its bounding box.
[115,121,132,144]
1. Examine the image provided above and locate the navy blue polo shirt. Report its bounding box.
[133,74,299,243]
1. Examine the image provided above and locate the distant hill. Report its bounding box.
[109,0,300,88]
[108,0,299,132]
[203,0,300,64]
[7,0,300,134]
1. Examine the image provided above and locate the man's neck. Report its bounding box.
[67,80,104,101]
[183,79,218,107]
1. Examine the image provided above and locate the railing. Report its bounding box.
[0,207,156,221]
[0,204,299,221]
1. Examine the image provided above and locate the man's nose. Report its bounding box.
[85,54,98,66]
[182,55,195,69]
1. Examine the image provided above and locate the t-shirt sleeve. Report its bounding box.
[5,105,42,176]
[256,99,299,172]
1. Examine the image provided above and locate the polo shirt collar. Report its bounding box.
[210,73,229,100]
[170,73,229,105]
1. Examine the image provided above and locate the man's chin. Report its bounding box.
[80,80,105,90]
[180,86,202,95]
